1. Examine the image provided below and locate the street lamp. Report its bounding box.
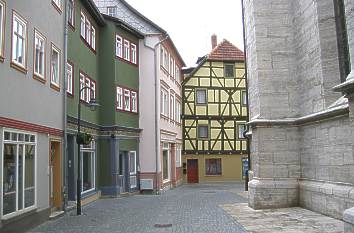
[77,86,99,215]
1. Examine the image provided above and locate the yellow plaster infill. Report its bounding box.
[182,154,248,183]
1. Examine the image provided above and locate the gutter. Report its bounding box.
[153,35,169,194]
[241,0,251,191]
[63,0,69,210]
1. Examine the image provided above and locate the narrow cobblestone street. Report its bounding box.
[28,183,248,233]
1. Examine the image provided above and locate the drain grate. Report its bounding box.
[154,223,173,228]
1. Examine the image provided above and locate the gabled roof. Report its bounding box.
[208,39,244,61]
[102,14,144,39]
[83,0,106,26]
[118,0,166,35]
[183,39,244,81]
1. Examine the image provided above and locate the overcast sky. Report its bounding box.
[126,0,245,67]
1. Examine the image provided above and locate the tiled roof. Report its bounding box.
[208,39,244,61]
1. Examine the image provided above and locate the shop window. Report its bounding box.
[205,158,221,175]
[81,141,95,194]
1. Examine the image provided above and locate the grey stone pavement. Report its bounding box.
[28,182,248,233]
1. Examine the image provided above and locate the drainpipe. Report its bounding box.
[241,0,251,191]
[153,35,169,194]
[63,0,69,209]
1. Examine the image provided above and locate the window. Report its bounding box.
[85,77,91,102]
[50,44,60,88]
[107,6,117,17]
[170,95,174,121]
[175,65,180,80]
[176,144,182,167]
[196,89,207,104]
[2,130,36,217]
[164,50,168,70]
[116,35,123,58]
[80,12,85,38]
[33,30,46,79]
[80,11,95,51]
[162,143,170,181]
[91,26,96,51]
[242,91,247,105]
[81,141,95,194]
[68,0,74,27]
[79,73,85,101]
[124,39,130,61]
[66,62,73,95]
[124,89,131,111]
[129,151,137,188]
[175,101,181,123]
[205,159,221,175]
[160,89,169,116]
[198,125,209,139]
[238,124,246,139]
[79,72,96,103]
[12,11,27,70]
[160,47,164,67]
[52,0,62,11]
[334,0,350,83]
[224,64,235,78]
[131,91,137,112]
[131,43,137,64]
[116,87,123,110]
[170,57,174,77]
[0,1,5,60]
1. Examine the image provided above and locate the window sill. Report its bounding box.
[50,83,60,92]
[1,206,37,221]
[80,36,96,55]
[10,61,27,74]
[205,174,222,177]
[67,92,74,98]
[68,22,75,31]
[115,56,138,67]
[33,74,46,84]
[51,1,63,14]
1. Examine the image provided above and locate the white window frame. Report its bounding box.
[50,44,61,88]
[162,143,170,182]
[85,77,91,103]
[170,56,174,77]
[242,91,247,106]
[131,43,137,64]
[1,129,37,220]
[66,62,73,95]
[85,19,91,45]
[116,86,123,110]
[175,100,181,124]
[170,94,174,121]
[176,144,182,167]
[11,11,27,69]
[198,125,209,139]
[160,88,169,116]
[175,65,180,80]
[116,35,122,58]
[0,1,5,60]
[196,89,207,104]
[129,151,137,189]
[107,6,116,17]
[124,39,130,61]
[131,91,137,113]
[124,89,131,111]
[79,72,85,101]
[80,12,85,38]
[33,30,46,79]
[91,80,96,100]
[80,141,96,195]
[238,124,246,139]
[68,0,75,27]
[91,26,96,51]
[52,0,62,11]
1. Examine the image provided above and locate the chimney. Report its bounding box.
[211,34,217,49]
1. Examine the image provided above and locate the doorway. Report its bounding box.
[49,141,62,212]
[187,159,199,183]
[119,152,129,193]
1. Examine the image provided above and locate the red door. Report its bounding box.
[187,159,199,183]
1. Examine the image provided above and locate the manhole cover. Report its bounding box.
[154,223,173,228]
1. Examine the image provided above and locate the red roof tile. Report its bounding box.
[208,39,244,61]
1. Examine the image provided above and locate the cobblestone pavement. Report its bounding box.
[222,203,344,233]
[28,182,248,233]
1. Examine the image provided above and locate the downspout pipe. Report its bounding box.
[63,0,69,210]
[153,34,169,194]
[241,0,251,191]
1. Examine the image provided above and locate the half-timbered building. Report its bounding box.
[182,36,248,183]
